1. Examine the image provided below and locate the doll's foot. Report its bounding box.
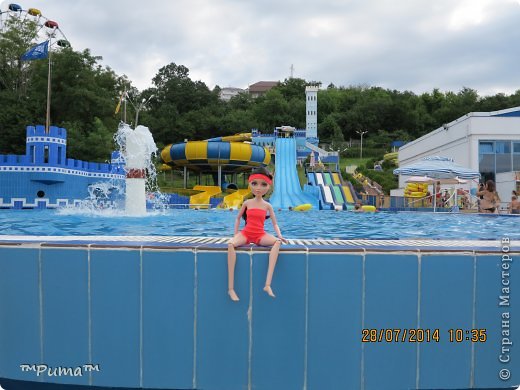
[228,289,240,301]
[263,285,276,298]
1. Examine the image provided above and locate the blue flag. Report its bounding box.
[21,40,49,61]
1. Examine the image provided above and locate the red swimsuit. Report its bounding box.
[240,208,267,245]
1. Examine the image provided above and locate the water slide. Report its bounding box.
[306,172,332,209]
[323,172,334,185]
[161,138,271,190]
[342,185,355,203]
[189,185,221,209]
[314,172,344,209]
[269,138,319,210]
[332,172,342,184]
[309,171,358,209]
[222,189,250,209]
[331,185,346,204]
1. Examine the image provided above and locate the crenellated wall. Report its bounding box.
[0,125,124,175]
[0,125,125,208]
[0,238,517,390]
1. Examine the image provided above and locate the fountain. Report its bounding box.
[115,123,158,215]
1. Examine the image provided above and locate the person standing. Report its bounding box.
[476,180,501,213]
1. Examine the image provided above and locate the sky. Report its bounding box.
[3,0,520,96]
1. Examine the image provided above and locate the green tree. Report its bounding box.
[252,89,290,131]
[1,15,127,160]
[275,78,307,101]
[0,16,39,96]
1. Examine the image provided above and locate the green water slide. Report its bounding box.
[331,185,345,204]
[323,172,334,185]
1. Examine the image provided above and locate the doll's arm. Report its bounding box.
[234,202,247,234]
[268,204,288,243]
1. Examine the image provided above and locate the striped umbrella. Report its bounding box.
[393,156,480,180]
[394,156,480,211]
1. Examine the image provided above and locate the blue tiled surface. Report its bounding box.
[307,253,363,389]
[0,241,518,390]
[474,254,518,387]
[41,249,89,386]
[141,251,194,389]
[363,254,418,390]
[90,250,140,388]
[419,254,474,389]
[251,252,306,390]
[0,248,40,381]
[196,251,250,390]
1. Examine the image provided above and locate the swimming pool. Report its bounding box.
[0,208,518,239]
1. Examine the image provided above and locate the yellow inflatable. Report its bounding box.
[404,182,428,198]
[361,205,376,212]
[293,203,312,211]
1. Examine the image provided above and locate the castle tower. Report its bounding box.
[25,125,67,165]
[305,85,319,139]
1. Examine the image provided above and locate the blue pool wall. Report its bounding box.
[0,125,125,208]
[0,243,517,390]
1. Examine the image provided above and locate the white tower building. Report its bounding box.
[305,85,319,139]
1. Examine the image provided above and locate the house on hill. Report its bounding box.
[247,81,279,98]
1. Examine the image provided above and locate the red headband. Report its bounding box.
[248,173,272,185]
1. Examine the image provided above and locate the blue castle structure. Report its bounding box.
[0,125,125,209]
[251,127,338,165]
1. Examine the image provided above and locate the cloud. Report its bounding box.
[5,0,520,95]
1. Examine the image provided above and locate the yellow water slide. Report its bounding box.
[222,189,251,209]
[330,171,355,203]
[342,186,355,203]
[190,185,221,209]
[214,133,252,142]
[332,172,342,185]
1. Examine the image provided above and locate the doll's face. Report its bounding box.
[249,179,270,196]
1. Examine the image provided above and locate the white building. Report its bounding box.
[305,85,319,139]
[398,106,520,200]
[219,87,245,101]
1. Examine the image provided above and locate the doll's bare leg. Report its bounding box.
[227,233,247,301]
[259,235,282,298]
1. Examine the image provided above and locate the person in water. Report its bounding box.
[476,179,501,213]
[227,167,287,301]
[509,194,520,214]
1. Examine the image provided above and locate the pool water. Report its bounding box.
[0,209,518,240]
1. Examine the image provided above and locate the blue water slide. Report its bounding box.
[269,138,319,210]
[312,172,335,209]
[306,172,330,210]
[307,172,317,186]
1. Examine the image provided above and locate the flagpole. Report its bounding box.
[45,37,52,134]
[123,87,127,124]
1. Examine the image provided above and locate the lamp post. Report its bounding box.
[135,95,154,127]
[356,130,368,159]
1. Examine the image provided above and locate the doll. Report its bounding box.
[227,167,287,301]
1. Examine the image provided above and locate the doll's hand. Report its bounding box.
[279,236,289,244]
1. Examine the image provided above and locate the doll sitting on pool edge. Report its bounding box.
[227,167,288,301]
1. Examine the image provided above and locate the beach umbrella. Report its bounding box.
[394,156,480,211]
[394,156,480,180]
[404,176,468,184]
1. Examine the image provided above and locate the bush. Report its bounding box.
[360,168,398,194]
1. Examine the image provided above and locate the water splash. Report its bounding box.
[115,123,161,215]
[61,123,167,215]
